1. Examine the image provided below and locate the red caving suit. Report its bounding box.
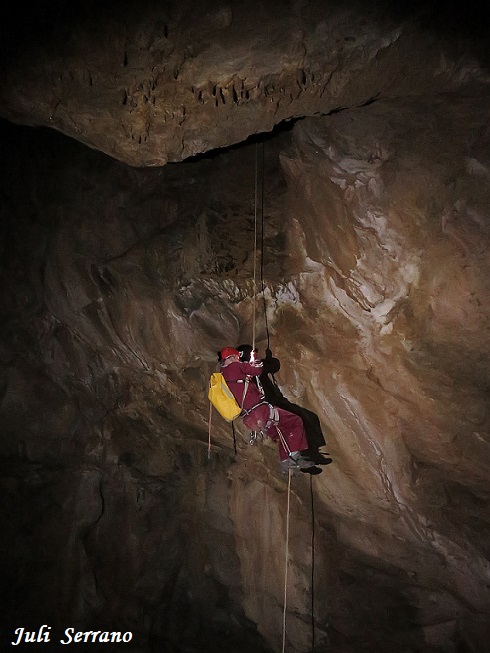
[221,359,308,461]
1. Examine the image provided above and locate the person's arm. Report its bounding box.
[240,361,263,377]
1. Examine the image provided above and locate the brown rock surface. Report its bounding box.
[0,2,489,652]
[1,0,488,166]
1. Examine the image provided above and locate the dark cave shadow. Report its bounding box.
[181,117,299,165]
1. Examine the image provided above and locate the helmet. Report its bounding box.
[237,344,255,362]
[220,347,239,361]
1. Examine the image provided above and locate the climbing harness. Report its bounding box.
[240,398,271,419]
[248,430,264,446]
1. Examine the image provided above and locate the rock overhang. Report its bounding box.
[0,0,488,167]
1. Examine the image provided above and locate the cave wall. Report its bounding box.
[276,97,490,649]
[2,88,490,651]
[0,126,280,652]
[1,1,490,652]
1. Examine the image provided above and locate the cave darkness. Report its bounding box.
[1,1,490,652]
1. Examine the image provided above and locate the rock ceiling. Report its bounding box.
[1,0,487,165]
[0,1,489,652]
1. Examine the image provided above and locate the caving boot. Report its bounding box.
[280,451,321,474]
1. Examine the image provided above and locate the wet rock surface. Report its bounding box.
[1,2,490,652]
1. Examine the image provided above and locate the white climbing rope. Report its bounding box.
[252,142,259,350]
[282,467,292,653]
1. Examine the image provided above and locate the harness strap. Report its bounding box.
[240,399,269,417]
[276,424,294,459]
[256,374,265,396]
[267,406,279,429]
[241,377,250,410]
[224,374,274,426]
[225,375,259,417]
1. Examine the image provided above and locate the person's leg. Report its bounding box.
[273,408,308,461]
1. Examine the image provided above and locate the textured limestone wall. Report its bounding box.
[1,0,487,166]
[1,1,490,652]
[275,97,490,649]
[1,90,490,651]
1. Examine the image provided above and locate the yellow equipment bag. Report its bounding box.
[208,372,242,422]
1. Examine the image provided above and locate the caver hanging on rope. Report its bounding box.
[218,347,320,473]
[237,344,333,467]
[207,143,320,473]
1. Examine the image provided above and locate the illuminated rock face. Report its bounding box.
[0,0,487,166]
[1,2,490,652]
